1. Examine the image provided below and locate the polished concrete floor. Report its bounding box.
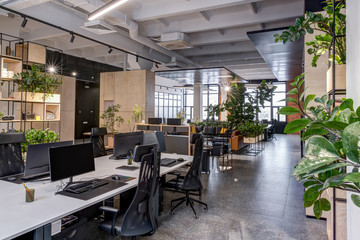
[87,134,327,240]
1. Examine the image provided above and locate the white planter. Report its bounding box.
[244,137,258,144]
[326,64,346,93]
[13,92,60,103]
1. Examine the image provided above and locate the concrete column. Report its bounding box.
[193,85,203,121]
[123,53,128,71]
[347,1,360,239]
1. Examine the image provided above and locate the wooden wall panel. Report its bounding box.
[60,76,76,142]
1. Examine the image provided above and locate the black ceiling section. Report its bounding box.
[46,50,123,82]
[305,0,327,12]
[247,28,304,82]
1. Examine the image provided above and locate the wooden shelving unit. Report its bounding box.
[0,35,63,133]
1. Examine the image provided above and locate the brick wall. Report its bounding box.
[286,81,302,134]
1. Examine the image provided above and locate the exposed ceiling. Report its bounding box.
[0,0,305,81]
[155,67,239,86]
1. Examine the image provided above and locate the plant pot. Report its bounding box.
[326,64,346,93]
[107,135,114,148]
[13,92,60,103]
[244,137,258,144]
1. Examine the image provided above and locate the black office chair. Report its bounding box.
[98,144,159,239]
[170,135,208,219]
[0,132,25,177]
[90,127,107,157]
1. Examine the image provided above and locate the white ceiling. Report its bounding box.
[0,0,305,81]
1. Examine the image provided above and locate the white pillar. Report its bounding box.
[220,86,228,121]
[347,1,360,239]
[193,85,203,121]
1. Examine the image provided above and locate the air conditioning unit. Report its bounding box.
[81,20,117,35]
[157,32,193,50]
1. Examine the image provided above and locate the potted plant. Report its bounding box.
[176,108,185,124]
[100,104,124,147]
[128,104,144,132]
[13,65,62,102]
[279,74,360,219]
[238,121,265,144]
[222,80,275,129]
[274,0,346,91]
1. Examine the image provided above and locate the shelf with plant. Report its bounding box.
[12,64,62,100]
[278,73,360,219]
[21,128,60,153]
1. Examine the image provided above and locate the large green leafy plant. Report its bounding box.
[279,74,360,219]
[22,128,60,152]
[13,65,62,96]
[274,0,346,67]
[100,104,124,134]
[205,104,221,122]
[222,80,275,128]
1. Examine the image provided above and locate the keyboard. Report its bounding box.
[161,158,177,166]
[65,179,109,194]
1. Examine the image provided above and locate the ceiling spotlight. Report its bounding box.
[225,86,231,92]
[48,66,55,73]
[155,63,159,69]
[21,17,28,28]
[70,33,75,43]
[72,71,77,76]
[107,47,113,54]
[88,0,129,21]
[136,56,139,62]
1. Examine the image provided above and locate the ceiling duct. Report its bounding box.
[81,20,117,35]
[165,57,186,69]
[157,32,193,50]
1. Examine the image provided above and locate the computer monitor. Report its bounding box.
[111,131,144,159]
[49,143,95,182]
[24,141,73,177]
[143,132,166,153]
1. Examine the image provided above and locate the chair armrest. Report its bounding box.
[99,206,120,214]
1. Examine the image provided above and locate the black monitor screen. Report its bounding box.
[112,132,143,159]
[49,143,95,182]
[25,141,73,176]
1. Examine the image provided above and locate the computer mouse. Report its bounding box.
[7,176,16,181]
[177,158,184,161]
[112,175,122,181]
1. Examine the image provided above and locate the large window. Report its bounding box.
[202,85,220,120]
[183,89,194,120]
[258,82,286,122]
[154,92,182,119]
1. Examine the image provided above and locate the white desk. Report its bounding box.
[0,153,192,240]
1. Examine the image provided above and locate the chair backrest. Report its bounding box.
[183,135,203,190]
[121,144,159,237]
[0,132,25,177]
[90,127,107,157]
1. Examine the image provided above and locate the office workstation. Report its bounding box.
[1,0,358,239]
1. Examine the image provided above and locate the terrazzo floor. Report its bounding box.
[86,134,328,240]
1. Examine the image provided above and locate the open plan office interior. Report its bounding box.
[0,0,359,239]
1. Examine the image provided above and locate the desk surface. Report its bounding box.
[0,153,192,240]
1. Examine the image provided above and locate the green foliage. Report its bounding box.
[274,1,346,67]
[22,128,60,152]
[13,65,62,96]
[222,80,276,128]
[132,104,143,123]
[100,104,124,134]
[176,108,185,122]
[205,104,221,121]
[237,121,266,138]
[279,72,360,219]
